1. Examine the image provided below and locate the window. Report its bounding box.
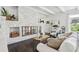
[22,26,30,36]
[22,26,38,36]
[71,18,79,32]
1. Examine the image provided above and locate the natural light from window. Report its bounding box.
[69,14,79,32]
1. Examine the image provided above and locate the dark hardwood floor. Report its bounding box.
[8,39,40,52]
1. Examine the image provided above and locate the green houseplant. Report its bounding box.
[1,7,11,16]
[1,7,16,20]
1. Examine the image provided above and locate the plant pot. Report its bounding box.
[6,16,12,20]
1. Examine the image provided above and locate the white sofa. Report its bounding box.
[37,32,78,52]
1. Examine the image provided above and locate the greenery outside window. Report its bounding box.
[71,23,79,32]
[71,18,79,32]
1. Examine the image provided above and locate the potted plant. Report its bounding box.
[1,7,16,20]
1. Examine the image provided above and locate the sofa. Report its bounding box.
[37,32,78,52]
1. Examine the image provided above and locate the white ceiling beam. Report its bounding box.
[39,6,55,15]
[69,14,79,18]
[57,7,66,13]
[28,6,50,16]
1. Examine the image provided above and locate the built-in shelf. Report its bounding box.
[9,27,20,38]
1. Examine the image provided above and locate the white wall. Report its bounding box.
[0,31,8,52]
[19,7,39,26]
[19,6,52,34]
[0,16,8,52]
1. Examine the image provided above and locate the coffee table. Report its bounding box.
[33,35,50,43]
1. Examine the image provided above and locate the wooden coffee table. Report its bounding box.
[33,35,50,43]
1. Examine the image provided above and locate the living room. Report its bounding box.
[0,6,79,52]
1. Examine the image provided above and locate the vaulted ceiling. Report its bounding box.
[30,6,79,16]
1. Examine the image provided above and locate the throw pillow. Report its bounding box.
[47,37,65,50]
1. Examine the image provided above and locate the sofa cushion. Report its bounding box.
[47,37,65,50]
[63,32,72,37]
[37,43,58,52]
[69,32,77,39]
[59,37,77,52]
